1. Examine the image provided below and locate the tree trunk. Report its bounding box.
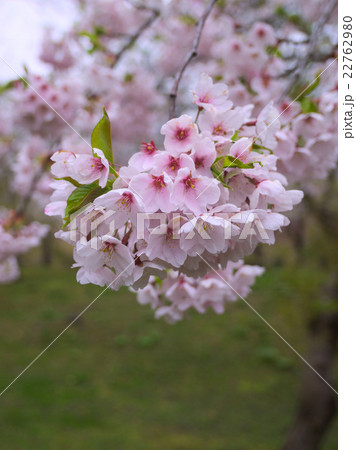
[282,311,337,450]
[41,233,53,266]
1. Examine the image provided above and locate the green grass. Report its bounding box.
[0,249,337,449]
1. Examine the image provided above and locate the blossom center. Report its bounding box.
[199,94,211,103]
[168,156,180,171]
[183,173,197,190]
[91,158,105,170]
[102,242,116,264]
[141,140,157,155]
[194,157,204,168]
[175,128,189,141]
[213,124,226,136]
[118,192,133,210]
[151,175,166,190]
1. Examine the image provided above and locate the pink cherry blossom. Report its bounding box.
[250,180,303,212]
[229,137,254,162]
[190,137,217,175]
[74,235,135,286]
[93,188,143,227]
[199,105,254,142]
[128,141,160,171]
[256,102,281,150]
[129,172,174,212]
[152,152,195,178]
[0,256,20,284]
[145,221,187,268]
[51,151,77,178]
[193,73,233,113]
[247,22,276,48]
[70,148,109,188]
[172,167,220,215]
[179,213,231,256]
[45,180,76,217]
[161,114,199,156]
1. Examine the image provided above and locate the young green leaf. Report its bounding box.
[64,182,109,224]
[231,131,239,141]
[265,45,282,58]
[252,143,273,154]
[210,161,232,189]
[302,71,321,97]
[54,176,81,187]
[222,155,261,169]
[299,97,318,113]
[91,107,114,164]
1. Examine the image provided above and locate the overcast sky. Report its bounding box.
[0,0,77,82]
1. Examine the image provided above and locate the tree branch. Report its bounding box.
[111,5,159,68]
[169,0,218,119]
[16,156,51,218]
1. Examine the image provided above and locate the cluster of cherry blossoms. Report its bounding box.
[190,17,338,190]
[46,74,303,321]
[134,262,265,324]
[0,0,337,293]
[0,209,49,283]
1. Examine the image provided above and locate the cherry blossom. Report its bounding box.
[161,114,199,156]
[0,0,337,331]
[193,73,233,113]
[46,74,304,318]
[129,172,174,213]
[70,148,109,188]
[128,141,159,172]
[171,168,220,215]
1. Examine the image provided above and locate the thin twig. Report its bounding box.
[111,5,159,68]
[169,0,218,119]
[16,157,51,217]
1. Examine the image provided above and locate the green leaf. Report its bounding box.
[220,155,261,169]
[78,30,105,53]
[63,182,109,225]
[252,143,273,154]
[289,72,320,103]
[0,77,28,95]
[265,45,282,58]
[94,25,105,36]
[91,107,114,164]
[54,176,81,187]
[238,76,257,96]
[288,13,311,34]
[179,14,197,26]
[275,6,311,33]
[299,97,318,113]
[210,154,262,189]
[123,73,134,83]
[154,276,163,288]
[302,71,321,97]
[231,131,239,142]
[296,135,306,147]
[275,5,288,18]
[0,79,16,95]
[210,162,232,189]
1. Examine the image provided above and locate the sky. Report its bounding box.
[0,0,77,82]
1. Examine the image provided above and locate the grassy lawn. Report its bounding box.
[0,243,337,450]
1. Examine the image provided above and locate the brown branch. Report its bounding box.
[169,0,218,119]
[15,156,51,218]
[111,5,159,68]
